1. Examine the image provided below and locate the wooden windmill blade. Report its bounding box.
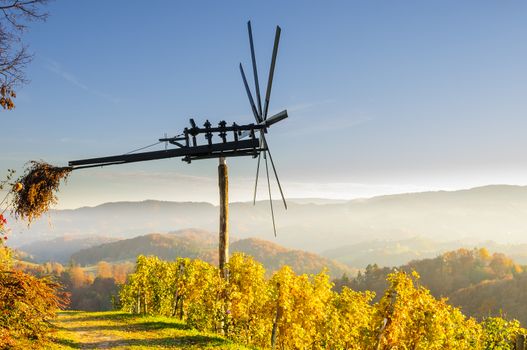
[239,63,260,124]
[240,22,287,237]
[263,26,281,120]
[246,20,265,207]
[248,21,263,119]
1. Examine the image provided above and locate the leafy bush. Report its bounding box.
[374,271,481,349]
[482,317,524,350]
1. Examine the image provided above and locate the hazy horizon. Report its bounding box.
[7,184,527,252]
[51,181,527,209]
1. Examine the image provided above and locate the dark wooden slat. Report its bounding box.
[263,26,281,120]
[184,151,259,162]
[265,110,288,127]
[248,21,263,118]
[69,139,260,167]
[240,63,261,123]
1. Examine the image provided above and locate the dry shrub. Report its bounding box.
[0,269,69,348]
[11,161,71,223]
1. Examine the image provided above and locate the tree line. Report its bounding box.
[15,258,133,311]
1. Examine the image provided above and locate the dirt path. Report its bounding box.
[48,311,248,349]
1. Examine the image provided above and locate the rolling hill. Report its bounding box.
[230,238,353,277]
[70,229,215,264]
[69,229,354,278]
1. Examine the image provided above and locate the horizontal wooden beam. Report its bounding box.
[69,138,261,168]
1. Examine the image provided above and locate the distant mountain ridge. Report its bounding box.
[8,185,527,253]
[18,235,119,263]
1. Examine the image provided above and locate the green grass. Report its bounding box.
[44,311,253,349]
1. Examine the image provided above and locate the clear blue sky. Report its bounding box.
[2,1,527,208]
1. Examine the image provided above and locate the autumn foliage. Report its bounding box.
[120,253,526,349]
[0,248,68,349]
[0,85,15,110]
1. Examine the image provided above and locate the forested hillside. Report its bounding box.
[68,230,354,277]
[232,238,353,277]
[71,229,216,265]
[334,248,527,324]
[449,273,527,323]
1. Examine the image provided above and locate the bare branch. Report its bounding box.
[0,0,48,108]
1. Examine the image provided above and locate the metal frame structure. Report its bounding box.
[69,109,287,169]
[68,21,288,274]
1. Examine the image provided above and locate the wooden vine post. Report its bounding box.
[517,334,526,350]
[218,156,229,279]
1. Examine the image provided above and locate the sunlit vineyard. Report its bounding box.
[120,253,525,349]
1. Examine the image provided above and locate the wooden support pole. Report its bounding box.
[517,334,525,350]
[218,157,229,278]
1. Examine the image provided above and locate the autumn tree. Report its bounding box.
[112,262,134,284]
[67,265,88,289]
[0,0,49,109]
[97,261,112,279]
[43,261,64,275]
[374,271,482,349]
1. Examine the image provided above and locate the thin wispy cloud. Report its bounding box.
[59,137,98,144]
[89,170,215,184]
[46,59,120,104]
[285,98,336,113]
[287,115,373,137]
[266,97,373,136]
[222,99,336,124]
[282,180,429,200]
